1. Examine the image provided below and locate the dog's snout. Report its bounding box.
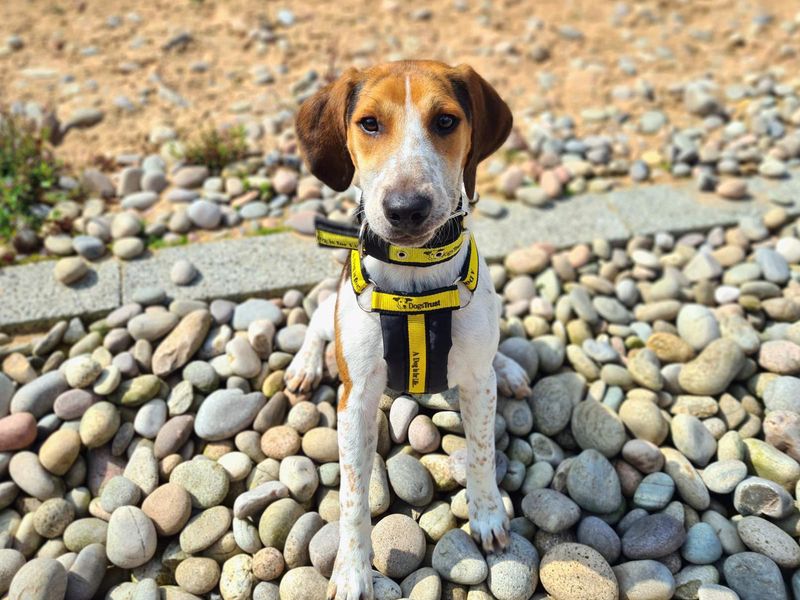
[384,193,432,228]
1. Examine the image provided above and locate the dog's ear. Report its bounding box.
[454,65,513,200]
[295,68,360,192]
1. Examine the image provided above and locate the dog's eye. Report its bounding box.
[436,114,458,132]
[359,117,379,134]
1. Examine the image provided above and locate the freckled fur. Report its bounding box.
[287,60,524,600]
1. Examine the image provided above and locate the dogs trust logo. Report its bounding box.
[392,296,442,311]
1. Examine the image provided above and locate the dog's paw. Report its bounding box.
[468,489,510,554]
[494,353,531,399]
[326,558,373,600]
[284,342,324,394]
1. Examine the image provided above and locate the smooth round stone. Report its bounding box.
[634,472,675,510]
[252,547,284,581]
[530,376,574,436]
[11,371,69,418]
[133,398,167,439]
[737,516,800,568]
[701,460,747,494]
[112,237,145,259]
[622,440,664,473]
[682,523,722,565]
[486,533,539,600]
[619,398,669,445]
[401,567,441,600]
[612,560,675,600]
[63,518,108,552]
[671,414,717,467]
[233,299,283,330]
[677,305,719,350]
[540,543,618,600]
[220,554,254,600]
[180,506,232,554]
[764,376,800,413]
[106,506,157,569]
[275,324,307,354]
[8,557,67,600]
[521,489,580,533]
[386,453,433,507]
[372,514,426,579]
[9,451,64,500]
[64,542,107,600]
[194,389,266,441]
[283,511,324,569]
[258,498,305,550]
[100,475,141,513]
[261,425,302,460]
[0,413,36,451]
[571,399,626,457]
[72,235,105,260]
[697,583,742,600]
[79,401,120,448]
[723,553,788,600]
[142,482,192,536]
[121,191,157,210]
[661,448,710,510]
[128,312,179,341]
[408,415,440,453]
[622,514,687,560]
[432,529,488,585]
[0,549,25,594]
[171,259,198,286]
[175,557,221,595]
[566,449,622,514]
[733,476,794,518]
[759,340,800,375]
[278,567,328,600]
[742,438,800,490]
[308,521,339,577]
[576,517,621,564]
[169,458,230,508]
[278,455,319,502]
[187,199,222,229]
[33,498,74,538]
[678,339,745,396]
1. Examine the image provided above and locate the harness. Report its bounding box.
[314,193,480,395]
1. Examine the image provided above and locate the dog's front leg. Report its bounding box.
[328,372,383,600]
[459,367,510,553]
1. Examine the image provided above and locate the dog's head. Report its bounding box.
[295,60,512,247]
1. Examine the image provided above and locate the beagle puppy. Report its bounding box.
[286,60,531,600]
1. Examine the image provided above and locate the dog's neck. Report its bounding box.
[362,213,473,294]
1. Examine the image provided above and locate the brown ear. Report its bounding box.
[454,65,513,200]
[295,68,359,192]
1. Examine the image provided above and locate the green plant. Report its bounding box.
[179,126,248,174]
[0,112,62,240]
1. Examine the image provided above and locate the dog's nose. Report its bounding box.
[384,194,432,227]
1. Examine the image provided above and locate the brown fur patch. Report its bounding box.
[335,265,352,412]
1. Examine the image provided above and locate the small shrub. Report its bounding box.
[0,112,62,240]
[179,126,248,174]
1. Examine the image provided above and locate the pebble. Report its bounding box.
[387,453,434,506]
[522,489,580,533]
[486,533,539,600]
[540,543,618,600]
[106,506,157,569]
[622,514,687,559]
[432,529,488,585]
[634,472,675,510]
[141,482,192,536]
[723,552,788,600]
[613,560,675,600]
[701,460,747,494]
[278,567,328,600]
[8,558,67,600]
[682,522,723,565]
[566,449,622,513]
[175,557,220,595]
[736,516,800,568]
[169,458,229,508]
[0,412,37,451]
[54,257,89,284]
[170,259,197,285]
[194,389,266,440]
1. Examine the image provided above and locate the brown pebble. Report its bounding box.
[260,426,301,460]
[39,429,81,475]
[253,546,285,581]
[0,413,37,451]
[142,483,192,536]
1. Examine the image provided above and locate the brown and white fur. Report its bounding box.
[285,60,531,600]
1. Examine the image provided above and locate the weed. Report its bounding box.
[0,112,63,241]
[179,126,248,174]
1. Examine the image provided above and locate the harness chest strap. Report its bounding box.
[349,235,479,394]
[313,215,481,395]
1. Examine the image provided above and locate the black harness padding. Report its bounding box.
[380,311,452,394]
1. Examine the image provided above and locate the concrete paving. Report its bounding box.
[1,171,798,332]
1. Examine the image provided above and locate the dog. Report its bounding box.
[285,60,531,600]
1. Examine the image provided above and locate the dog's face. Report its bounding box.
[296,61,512,247]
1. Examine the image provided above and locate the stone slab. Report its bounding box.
[121,232,341,304]
[605,181,767,236]
[0,258,121,332]
[473,192,631,261]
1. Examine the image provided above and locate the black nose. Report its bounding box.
[383,194,432,227]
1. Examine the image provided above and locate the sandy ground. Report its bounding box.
[2,0,799,167]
